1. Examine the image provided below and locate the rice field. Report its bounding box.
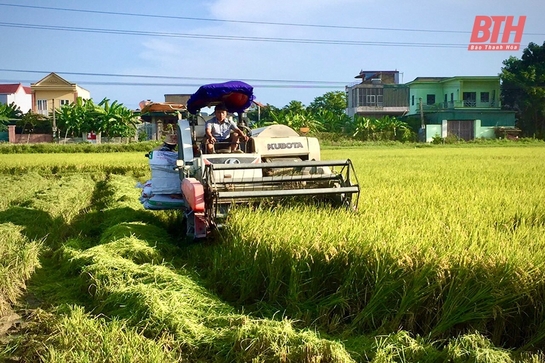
[1,144,545,362]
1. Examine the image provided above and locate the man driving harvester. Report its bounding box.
[204,103,249,153]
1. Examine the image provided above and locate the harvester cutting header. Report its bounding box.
[139,81,360,240]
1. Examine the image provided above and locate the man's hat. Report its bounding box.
[164,134,177,145]
[214,103,228,112]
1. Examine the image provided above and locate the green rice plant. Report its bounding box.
[0,153,150,178]
[446,333,513,363]
[369,331,442,363]
[0,224,41,317]
[2,170,354,362]
[14,306,181,363]
[0,173,55,211]
[0,173,100,245]
[57,232,355,362]
[3,145,545,361]
[186,146,545,350]
[0,141,158,154]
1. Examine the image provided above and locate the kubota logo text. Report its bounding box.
[267,142,304,150]
[468,16,526,51]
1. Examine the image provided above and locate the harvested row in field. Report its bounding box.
[0,224,40,318]
[1,173,356,362]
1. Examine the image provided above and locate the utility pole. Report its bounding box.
[51,98,57,142]
[419,97,424,128]
[419,97,425,142]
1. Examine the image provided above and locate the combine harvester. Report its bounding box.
[141,81,360,240]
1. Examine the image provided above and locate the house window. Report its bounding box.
[463,92,477,107]
[426,94,435,105]
[37,99,48,115]
[357,89,364,106]
[356,87,384,107]
[411,95,414,106]
[60,99,70,106]
[480,92,489,103]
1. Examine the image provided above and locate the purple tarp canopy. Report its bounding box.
[186,81,255,115]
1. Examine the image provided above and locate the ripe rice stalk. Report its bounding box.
[188,146,545,347]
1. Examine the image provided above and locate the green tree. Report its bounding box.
[0,102,23,131]
[16,111,48,142]
[283,100,306,114]
[311,108,351,133]
[0,102,23,121]
[54,97,138,142]
[500,41,545,138]
[247,104,280,127]
[55,97,97,140]
[352,115,413,142]
[98,98,139,140]
[55,103,77,140]
[352,116,374,141]
[307,91,347,117]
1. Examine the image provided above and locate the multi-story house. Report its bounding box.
[345,70,409,118]
[406,76,516,141]
[0,83,32,113]
[30,73,90,116]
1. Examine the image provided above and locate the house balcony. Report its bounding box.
[351,105,409,114]
[418,100,500,111]
[353,105,409,113]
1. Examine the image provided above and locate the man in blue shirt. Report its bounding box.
[204,104,248,153]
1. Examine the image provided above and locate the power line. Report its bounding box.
[2,77,538,92]
[2,2,543,37]
[0,68,349,86]
[0,21,468,48]
[0,2,470,34]
[0,79,346,90]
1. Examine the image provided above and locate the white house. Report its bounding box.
[0,83,32,113]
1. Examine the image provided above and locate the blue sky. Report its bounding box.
[0,0,543,111]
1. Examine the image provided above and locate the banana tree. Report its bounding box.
[270,109,323,133]
[0,102,23,131]
[57,97,100,141]
[55,103,81,141]
[311,108,350,133]
[374,116,412,141]
[97,98,138,141]
[352,116,374,141]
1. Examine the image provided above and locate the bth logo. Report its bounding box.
[468,16,526,51]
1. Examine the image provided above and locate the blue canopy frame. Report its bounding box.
[186,81,255,115]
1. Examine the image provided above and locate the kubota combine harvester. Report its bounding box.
[140,81,360,240]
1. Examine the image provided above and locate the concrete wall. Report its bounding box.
[8,126,53,143]
[425,124,442,142]
[425,119,500,142]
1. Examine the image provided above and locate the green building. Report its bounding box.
[406,76,516,141]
